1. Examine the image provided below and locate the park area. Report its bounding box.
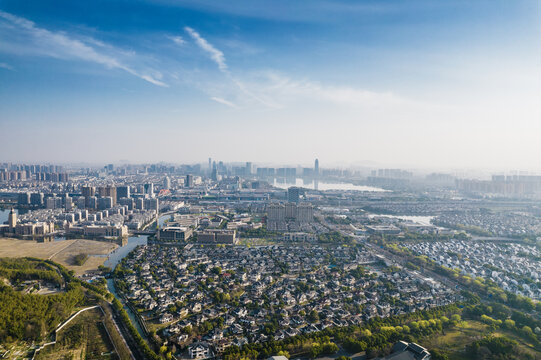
[0,238,117,276]
[34,307,117,360]
[422,319,541,359]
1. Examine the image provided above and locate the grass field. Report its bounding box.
[0,238,117,276]
[35,307,117,360]
[423,320,541,359]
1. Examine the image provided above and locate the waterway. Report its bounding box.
[273,178,387,192]
[0,207,17,224]
[104,213,171,341]
[104,235,148,268]
[368,214,435,226]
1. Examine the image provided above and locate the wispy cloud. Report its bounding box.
[0,62,13,70]
[244,71,427,110]
[0,10,167,86]
[168,35,186,46]
[210,96,239,108]
[184,26,227,72]
[183,26,278,108]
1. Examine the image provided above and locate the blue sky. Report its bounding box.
[1,0,540,170]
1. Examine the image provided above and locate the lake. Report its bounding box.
[273,178,387,192]
[369,214,435,226]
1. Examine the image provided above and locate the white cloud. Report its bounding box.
[183,27,280,108]
[184,26,227,72]
[0,10,167,86]
[0,62,13,70]
[168,35,186,46]
[210,97,239,108]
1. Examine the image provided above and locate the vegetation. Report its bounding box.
[34,307,117,360]
[223,303,463,359]
[239,226,280,239]
[0,258,85,343]
[72,253,88,266]
[0,258,64,285]
[317,231,353,243]
[325,216,352,225]
[112,297,161,360]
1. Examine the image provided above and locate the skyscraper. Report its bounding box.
[117,186,130,201]
[8,208,17,230]
[97,185,117,205]
[185,174,194,188]
[144,183,154,197]
[163,176,171,190]
[314,158,319,176]
[288,187,301,203]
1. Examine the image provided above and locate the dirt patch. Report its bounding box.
[0,238,118,276]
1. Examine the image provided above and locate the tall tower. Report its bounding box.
[8,208,17,230]
[314,158,319,176]
[163,176,171,190]
[155,208,160,240]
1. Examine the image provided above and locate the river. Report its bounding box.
[104,213,171,341]
[0,207,17,224]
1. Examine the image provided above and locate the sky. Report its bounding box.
[0,0,540,171]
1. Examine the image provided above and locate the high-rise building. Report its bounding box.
[87,196,98,209]
[8,208,17,230]
[267,203,286,222]
[297,203,314,223]
[285,202,297,218]
[30,193,44,206]
[287,187,301,203]
[76,196,86,209]
[185,174,194,188]
[144,183,154,197]
[18,192,30,205]
[163,176,171,190]
[98,185,117,205]
[135,197,145,210]
[245,162,252,176]
[98,197,113,210]
[81,186,96,198]
[65,197,73,211]
[315,158,319,176]
[145,198,159,211]
[117,186,130,201]
[46,197,62,209]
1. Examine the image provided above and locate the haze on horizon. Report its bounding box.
[1,0,540,171]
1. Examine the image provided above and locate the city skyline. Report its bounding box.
[1,1,541,169]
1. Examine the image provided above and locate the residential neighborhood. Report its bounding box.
[404,240,541,299]
[114,243,459,358]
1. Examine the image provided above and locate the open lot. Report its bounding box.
[0,238,117,276]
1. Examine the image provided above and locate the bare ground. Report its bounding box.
[0,238,118,276]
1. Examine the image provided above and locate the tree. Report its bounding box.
[450,314,461,325]
[504,319,516,330]
[308,310,319,323]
